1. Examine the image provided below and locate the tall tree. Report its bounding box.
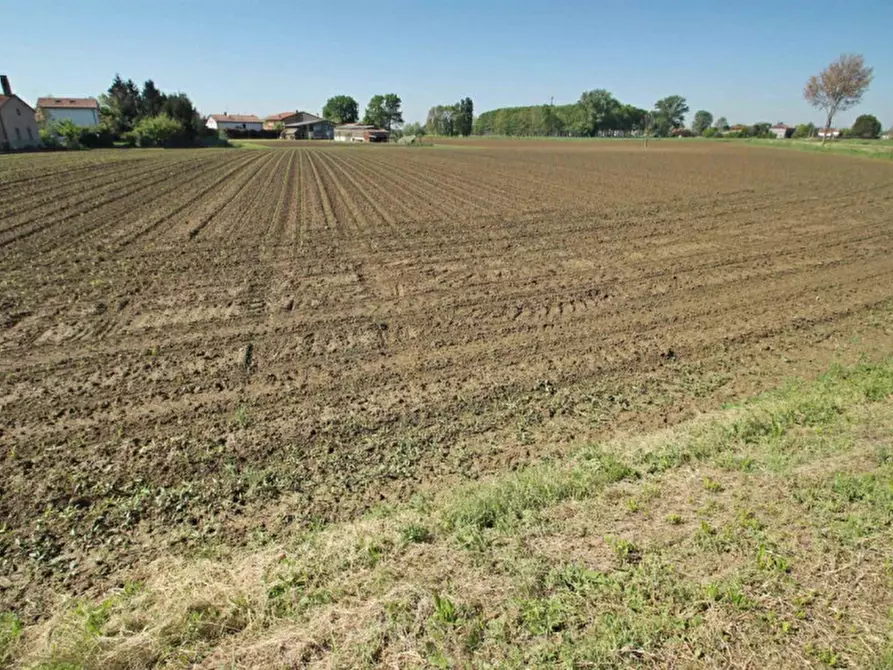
[322,95,359,124]
[714,116,729,131]
[579,89,620,136]
[426,105,455,136]
[100,74,142,133]
[364,93,403,131]
[455,97,474,136]
[692,110,713,135]
[140,80,167,118]
[804,54,873,145]
[652,95,689,136]
[161,93,200,137]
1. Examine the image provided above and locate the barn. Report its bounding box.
[334,123,389,143]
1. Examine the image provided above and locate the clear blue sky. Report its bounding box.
[3,0,891,128]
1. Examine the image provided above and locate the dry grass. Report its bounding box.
[6,361,893,669]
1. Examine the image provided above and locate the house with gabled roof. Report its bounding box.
[206,114,263,132]
[36,97,101,127]
[0,76,40,150]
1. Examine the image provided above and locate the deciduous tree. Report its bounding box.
[714,116,729,131]
[692,110,713,135]
[804,54,873,145]
[850,114,881,139]
[364,94,403,131]
[322,95,359,124]
[579,89,620,136]
[652,95,689,136]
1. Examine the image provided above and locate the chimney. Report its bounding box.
[0,75,11,97]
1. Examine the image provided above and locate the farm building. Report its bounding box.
[36,96,100,127]
[816,128,841,139]
[282,117,334,140]
[206,114,263,132]
[0,76,40,150]
[770,124,793,139]
[334,123,389,143]
[263,111,318,130]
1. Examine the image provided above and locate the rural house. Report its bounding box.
[281,112,334,140]
[770,124,793,139]
[206,114,263,132]
[334,123,389,143]
[816,128,841,139]
[36,97,101,127]
[0,76,40,150]
[263,111,302,130]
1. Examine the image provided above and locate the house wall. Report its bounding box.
[309,122,334,140]
[334,128,365,142]
[42,107,100,127]
[0,98,40,149]
[207,118,263,132]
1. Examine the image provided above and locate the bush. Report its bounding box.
[671,128,693,137]
[78,126,115,148]
[39,127,60,148]
[792,123,815,139]
[702,127,717,138]
[850,114,881,139]
[134,114,186,147]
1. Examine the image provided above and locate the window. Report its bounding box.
[27,127,33,140]
[16,107,21,116]
[15,128,22,140]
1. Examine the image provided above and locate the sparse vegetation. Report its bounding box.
[7,359,893,668]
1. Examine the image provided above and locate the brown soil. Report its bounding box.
[1,142,892,617]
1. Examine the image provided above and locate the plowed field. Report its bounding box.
[2,142,893,614]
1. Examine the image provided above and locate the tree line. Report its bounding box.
[473,91,690,137]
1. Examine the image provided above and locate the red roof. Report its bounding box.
[264,111,298,122]
[37,97,99,109]
[209,114,261,123]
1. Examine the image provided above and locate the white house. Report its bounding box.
[816,128,841,139]
[770,124,792,139]
[36,97,101,127]
[206,114,263,132]
[0,75,40,150]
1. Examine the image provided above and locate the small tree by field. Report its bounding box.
[850,114,881,139]
[714,116,729,131]
[804,54,873,145]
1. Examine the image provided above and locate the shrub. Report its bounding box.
[39,127,60,148]
[792,123,815,139]
[134,114,186,147]
[78,126,115,148]
[702,127,717,138]
[850,114,881,139]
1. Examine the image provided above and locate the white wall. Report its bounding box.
[1,98,40,149]
[207,118,263,132]
[43,107,100,127]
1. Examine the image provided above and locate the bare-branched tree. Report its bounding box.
[804,54,873,145]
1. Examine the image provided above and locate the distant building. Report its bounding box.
[263,111,305,131]
[770,124,793,139]
[0,76,40,150]
[206,114,263,132]
[36,97,101,127]
[816,128,841,139]
[281,113,334,140]
[334,123,389,143]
